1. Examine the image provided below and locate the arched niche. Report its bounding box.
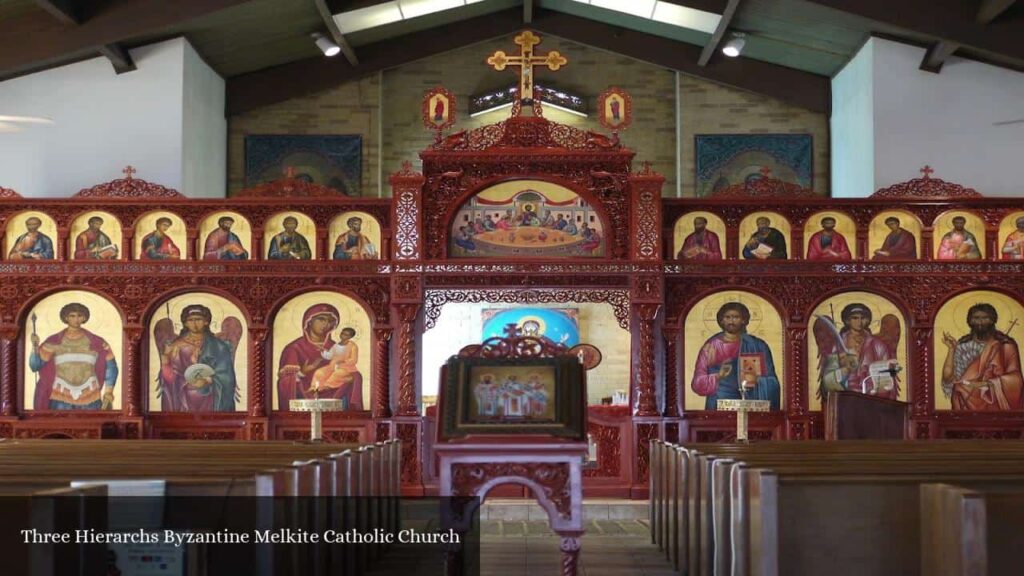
[23,290,123,411]
[932,290,1024,412]
[998,211,1024,260]
[329,211,381,260]
[271,290,372,412]
[263,211,317,260]
[868,210,922,260]
[134,210,186,260]
[803,210,856,260]
[4,210,57,260]
[682,290,784,411]
[146,292,249,413]
[448,180,606,258]
[673,211,726,260]
[806,291,908,411]
[198,211,252,260]
[932,210,986,260]
[69,210,122,260]
[738,211,791,260]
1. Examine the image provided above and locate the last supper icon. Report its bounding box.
[449,180,605,258]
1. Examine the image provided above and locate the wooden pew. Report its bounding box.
[920,483,1024,576]
[0,439,401,576]
[651,441,1024,576]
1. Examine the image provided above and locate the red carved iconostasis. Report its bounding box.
[2,111,1024,500]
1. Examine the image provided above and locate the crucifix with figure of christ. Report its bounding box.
[487,31,567,107]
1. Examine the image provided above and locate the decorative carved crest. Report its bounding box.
[235,167,346,198]
[457,323,571,359]
[74,166,184,198]
[0,186,20,198]
[871,166,983,199]
[393,161,422,179]
[708,167,817,198]
[430,115,621,152]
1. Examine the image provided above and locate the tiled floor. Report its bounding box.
[367,500,671,575]
[480,520,676,576]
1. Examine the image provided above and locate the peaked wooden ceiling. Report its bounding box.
[0,0,1020,116]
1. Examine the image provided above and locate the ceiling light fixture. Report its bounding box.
[722,33,746,58]
[312,32,341,57]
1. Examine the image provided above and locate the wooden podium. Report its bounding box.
[825,391,909,440]
[435,324,591,576]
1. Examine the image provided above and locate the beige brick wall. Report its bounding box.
[226,36,830,198]
[227,75,380,196]
[678,75,830,197]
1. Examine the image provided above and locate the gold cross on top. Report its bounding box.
[487,31,567,103]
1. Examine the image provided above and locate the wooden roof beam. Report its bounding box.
[314,0,359,66]
[920,40,960,73]
[698,0,742,66]
[32,0,84,25]
[226,8,525,116]
[0,0,253,80]
[529,9,830,113]
[802,0,1024,63]
[977,0,1017,24]
[98,43,136,74]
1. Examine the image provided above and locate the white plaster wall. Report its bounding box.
[871,38,1024,197]
[0,40,186,197]
[830,39,875,198]
[182,41,227,198]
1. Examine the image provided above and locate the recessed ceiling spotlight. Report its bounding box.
[722,33,746,58]
[312,32,341,57]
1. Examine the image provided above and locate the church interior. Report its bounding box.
[1,0,1023,575]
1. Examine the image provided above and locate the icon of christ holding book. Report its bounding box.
[691,302,781,410]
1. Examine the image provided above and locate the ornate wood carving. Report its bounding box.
[942,429,1022,439]
[154,430,242,440]
[0,186,21,198]
[451,461,573,519]
[279,429,361,443]
[871,167,982,199]
[708,170,818,198]
[122,324,143,417]
[583,422,621,478]
[373,326,393,418]
[632,304,660,417]
[395,304,420,417]
[423,289,630,330]
[634,423,659,483]
[560,537,582,576]
[73,167,184,198]
[397,422,421,484]
[235,170,347,198]
[391,162,424,260]
[247,420,267,441]
[0,325,16,417]
[248,325,269,418]
[663,421,680,444]
[629,166,663,261]
[662,326,681,418]
[457,322,572,359]
[694,429,775,442]
[376,422,391,441]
